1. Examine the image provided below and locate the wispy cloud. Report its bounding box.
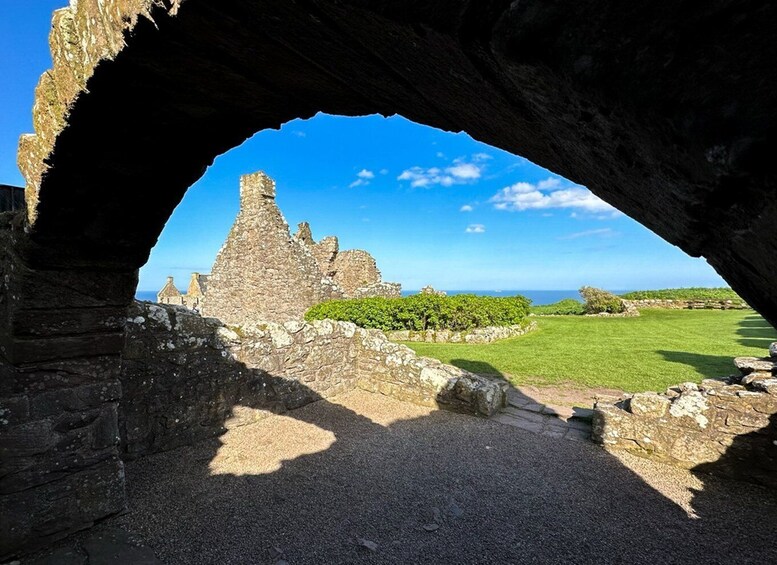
[398,156,484,188]
[349,168,375,188]
[291,130,306,137]
[460,204,474,212]
[558,228,617,240]
[490,177,619,215]
[465,224,486,233]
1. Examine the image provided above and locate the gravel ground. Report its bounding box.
[107,390,777,564]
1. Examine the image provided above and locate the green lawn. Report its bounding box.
[406,309,776,392]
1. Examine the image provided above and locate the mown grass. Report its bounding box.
[406,309,776,392]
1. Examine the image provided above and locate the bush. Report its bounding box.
[531,298,585,315]
[304,294,531,331]
[579,286,626,314]
[619,287,744,303]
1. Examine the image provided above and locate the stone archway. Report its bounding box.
[2,0,776,557]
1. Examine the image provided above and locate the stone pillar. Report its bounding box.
[0,228,133,558]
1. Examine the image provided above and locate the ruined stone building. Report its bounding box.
[157,171,400,324]
[157,273,209,310]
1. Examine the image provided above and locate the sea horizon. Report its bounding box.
[135,289,633,305]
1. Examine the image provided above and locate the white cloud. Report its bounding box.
[465,224,486,233]
[349,169,375,188]
[558,228,616,240]
[436,151,445,158]
[292,130,306,137]
[398,158,484,188]
[490,177,619,214]
[447,163,481,180]
[379,169,389,175]
[472,152,492,161]
[460,204,474,212]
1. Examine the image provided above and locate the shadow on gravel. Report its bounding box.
[107,392,777,564]
[26,353,777,564]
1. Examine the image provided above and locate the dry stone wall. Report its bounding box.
[120,301,506,459]
[624,299,749,310]
[592,346,777,488]
[387,321,537,344]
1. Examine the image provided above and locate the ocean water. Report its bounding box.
[135,290,158,302]
[136,289,631,305]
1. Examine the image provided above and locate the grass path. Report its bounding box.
[406,309,776,392]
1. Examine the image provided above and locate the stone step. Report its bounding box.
[734,356,777,375]
[495,404,592,442]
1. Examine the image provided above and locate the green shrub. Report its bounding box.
[620,287,745,303]
[531,298,585,315]
[304,294,531,331]
[579,286,626,314]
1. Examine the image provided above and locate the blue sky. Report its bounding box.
[1,1,728,292]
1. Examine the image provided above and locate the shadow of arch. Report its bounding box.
[113,375,777,564]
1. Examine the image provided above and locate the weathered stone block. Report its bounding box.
[628,393,670,418]
[734,356,777,375]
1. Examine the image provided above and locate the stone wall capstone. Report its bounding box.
[592,344,777,488]
[119,301,506,459]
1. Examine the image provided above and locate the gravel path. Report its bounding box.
[108,390,777,564]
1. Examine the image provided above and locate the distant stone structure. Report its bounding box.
[158,172,400,325]
[157,273,209,310]
[419,285,447,296]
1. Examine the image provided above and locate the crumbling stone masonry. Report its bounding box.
[121,301,506,458]
[157,273,208,310]
[180,172,399,325]
[592,345,777,488]
[203,172,341,325]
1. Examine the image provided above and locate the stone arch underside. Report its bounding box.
[2,0,777,558]
[18,0,777,324]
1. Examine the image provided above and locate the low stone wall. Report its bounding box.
[120,302,505,459]
[592,346,777,488]
[623,299,749,310]
[351,281,402,299]
[386,322,537,344]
